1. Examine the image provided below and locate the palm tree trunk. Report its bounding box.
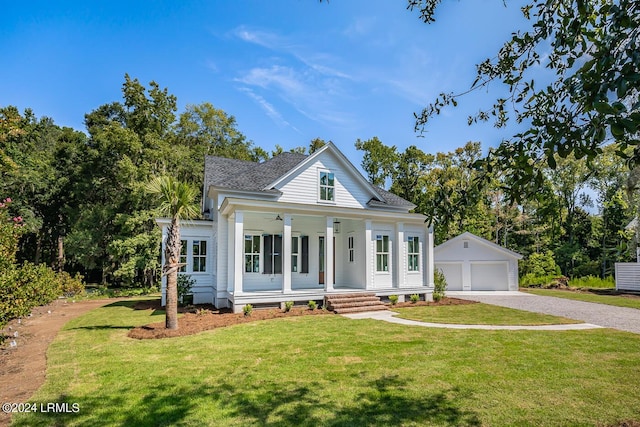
[165,218,181,330]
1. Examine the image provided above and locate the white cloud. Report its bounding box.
[238,87,297,131]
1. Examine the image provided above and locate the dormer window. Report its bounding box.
[319,170,335,202]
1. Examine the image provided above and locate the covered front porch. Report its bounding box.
[216,198,434,312]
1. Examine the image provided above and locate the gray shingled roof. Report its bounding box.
[204,152,415,209]
[205,152,307,192]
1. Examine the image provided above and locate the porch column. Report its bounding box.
[283,214,292,293]
[364,219,373,290]
[325,216,334,291]
[227,214,234,293]
[233,211,244,295]
[395,222,404,288]
[425,224,435,288]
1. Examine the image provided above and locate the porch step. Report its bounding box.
[325,293,388,314]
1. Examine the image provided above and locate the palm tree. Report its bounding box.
[147,176,199,329]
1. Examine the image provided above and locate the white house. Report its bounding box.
[434,232,522,292]
[158,142,435,312]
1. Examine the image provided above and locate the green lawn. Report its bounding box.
[393,303,580,325]
[524,288,640,310]
[12,298,640,426]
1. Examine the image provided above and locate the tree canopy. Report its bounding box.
[408,0,640,202]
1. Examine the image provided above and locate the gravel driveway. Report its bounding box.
[449,292,640,334]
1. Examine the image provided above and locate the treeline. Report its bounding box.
[1,75,636,286]
[355,138,636,278]
[0,75,327,287]
[0,75,274,286]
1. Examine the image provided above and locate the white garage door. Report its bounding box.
[436,263,463,291]
[471,262,509,291]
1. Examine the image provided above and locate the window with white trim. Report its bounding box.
[291,236,299,272]
[348,236,354,263]
[179,240,187,272]
[376,235,389,272]
[192,240,207,272]
[319,170,335,201]
[244,235,260,273]
[407,236,420,272]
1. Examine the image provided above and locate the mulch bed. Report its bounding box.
[128,297,475,339]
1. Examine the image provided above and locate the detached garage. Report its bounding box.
[434,232,522,291]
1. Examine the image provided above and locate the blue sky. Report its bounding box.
[1,0,532,166]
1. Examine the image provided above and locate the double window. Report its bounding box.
[407,236,420,272]
[177,239,207,273]
[245,234,310,274]
[319,171,335,202]
[376,235,390,272]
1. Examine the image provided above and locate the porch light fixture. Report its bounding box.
[275,214,283,221]
[333,220,341,234]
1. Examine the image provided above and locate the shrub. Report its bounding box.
[569,275,615,289]
[284,301,294,312]
[520,251,561,277]
[243,304,253,316]
[59,271,85,297]
[177,274,195,305]
[433,269,447,302]
[308,300,317,310]
[410,294,420,303]
[388,295,399,305]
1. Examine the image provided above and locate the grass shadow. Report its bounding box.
[12,375,481,426]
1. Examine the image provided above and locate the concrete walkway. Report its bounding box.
[450,291,640,334]
[342,309,603,331]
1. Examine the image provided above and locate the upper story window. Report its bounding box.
[319,170,335,202]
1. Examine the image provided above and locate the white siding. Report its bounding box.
[161,221,216,306]
[275,151,373,209]
[615,263,640,292]
[371,224,394,288]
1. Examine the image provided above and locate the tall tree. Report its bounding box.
[146,176,199,330]
[354,137,397,187]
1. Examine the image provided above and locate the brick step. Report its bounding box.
[325,293,376,301]
[334,305,388,314]
[326,296,381,305]
[329,300,387,309]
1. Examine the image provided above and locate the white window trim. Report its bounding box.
[176,238,210,274]
[407,236,421,274]
[348,235,355,264]
[375,234,391,274]
[244,234,261,274]
[318,169,336,204]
